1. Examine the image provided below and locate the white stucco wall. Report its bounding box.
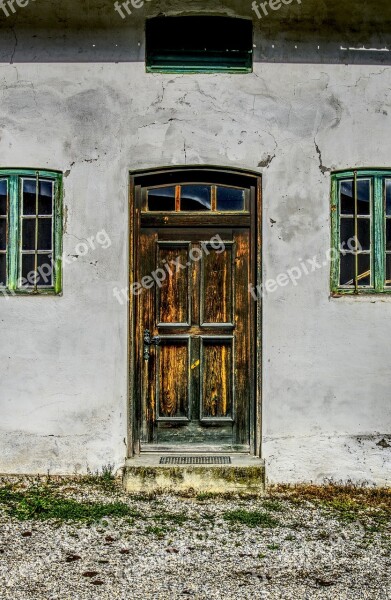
[0,4,390,483]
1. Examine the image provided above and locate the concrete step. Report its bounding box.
[123,454,265,494]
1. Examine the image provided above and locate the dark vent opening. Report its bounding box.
[146,16,253,73]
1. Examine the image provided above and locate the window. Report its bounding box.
[146,16,253,74]
[146,184,247,212]
[0,169,62,295]
[331,170,391,294]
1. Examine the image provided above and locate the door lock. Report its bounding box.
[144,329,161,360]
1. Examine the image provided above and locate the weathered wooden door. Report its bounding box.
[133,170,259,452]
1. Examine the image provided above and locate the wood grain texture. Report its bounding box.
[202,340,232,418]
[158,341,189,418]
[202,247,233,325]
[233,230,251,445]
[157,244,190,325]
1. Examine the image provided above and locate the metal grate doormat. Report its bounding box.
[159,456,231,465]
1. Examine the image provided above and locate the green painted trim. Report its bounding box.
[8,176,18,292]
[330,176,339,292]
[146,66,253,74]
[0,168,62,177]
[0,169,63,297]
[331,169,391,295]
[332,168,391,177]
[54,174,63,294]
[374,175,384,291]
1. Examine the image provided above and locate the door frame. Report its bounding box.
[128,166,262,457]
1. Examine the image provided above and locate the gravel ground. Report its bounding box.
[0,478,390,600]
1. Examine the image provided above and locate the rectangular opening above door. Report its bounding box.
[130,168,262,456]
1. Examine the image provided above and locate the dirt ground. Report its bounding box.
[0,477,390,599]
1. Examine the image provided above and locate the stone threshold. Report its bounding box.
[123,453,265,494]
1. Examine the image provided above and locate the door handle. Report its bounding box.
[144,329,161,360]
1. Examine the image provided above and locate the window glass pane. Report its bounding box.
[22,219,36,251]
[21,254,35,286]
[340,218,370,251]
[39,181,53,215]
[37,254,53,286]
[385,255,391,286]
[148,187,176,211]
[0,218,7,251]
[0,180,7,215]
[23,179,53,215]
[181,185,211,211]
[216,187,245,211]
[38,218,52,251]
[20,254,53,287]
[386,180,391,216]
[23,179,37,215]
[340,253,354,286]
[0,254,6,286]
[340,179,370,215]
[340,253,371,286]
[358,253,371,286]
[386,220,391,252]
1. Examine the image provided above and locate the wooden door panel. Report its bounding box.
[201,337,233,420]
[157,242,191,326]
[157,337,190,420]
[201,243,234,326]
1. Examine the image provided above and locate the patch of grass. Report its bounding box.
[200,513,215,522]
[131,493,157,502]
[144,525,168,538]
[267,543,280,550]
[152,512,188,525]
[262,499,284,512]
[196,492,218,501]
[0,483,133,523]
[83,464,119,492]
[222,509,278,528]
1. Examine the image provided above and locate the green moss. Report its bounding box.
[126,465,265,488]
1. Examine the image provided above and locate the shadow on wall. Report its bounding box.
[0,0,390,65]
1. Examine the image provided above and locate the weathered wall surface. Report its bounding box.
[0,1,390,482]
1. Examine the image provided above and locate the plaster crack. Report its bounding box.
[151,82,166,107]
[67,233,89,244]
[10,27,17,65]
[314,140,331,174]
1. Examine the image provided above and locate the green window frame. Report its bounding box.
[331,169,391,295]
[0,169,62,295]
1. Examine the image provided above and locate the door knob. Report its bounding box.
[144,329,161,360]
